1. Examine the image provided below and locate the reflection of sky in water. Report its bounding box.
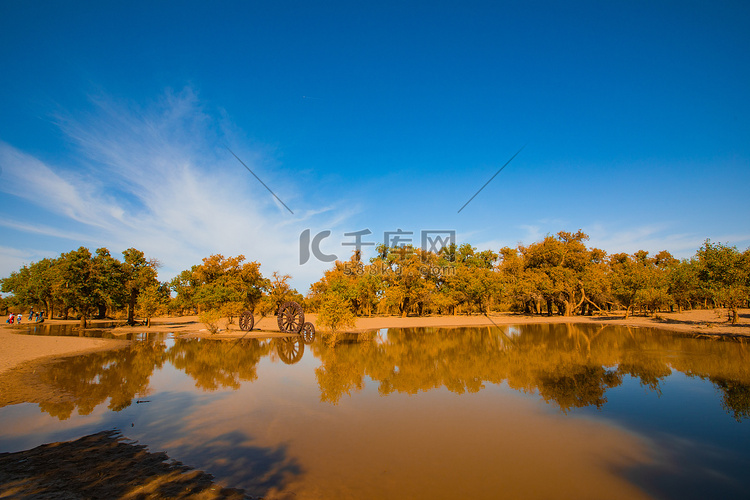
[18,322,171,341]
[505,325,523,338]
[1,325,749,499]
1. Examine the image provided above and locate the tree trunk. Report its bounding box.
[563,301,571,316]
[80,315,87,328]
[546,299,553,316]
[731,308,738,325]
[573,292,586,315]
[624,305,631,319]
[127,288,137,325]
[584,297,603,313]
[400,298,409,318]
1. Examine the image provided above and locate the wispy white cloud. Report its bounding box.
[0,88,354,291]
[0,143,102,227]
[0,219,95,243]
[0,246,60,283]
[517,224,543,245]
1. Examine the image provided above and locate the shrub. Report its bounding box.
[198,309,223,334]
[222,301,246,326]
[317,293,356,334]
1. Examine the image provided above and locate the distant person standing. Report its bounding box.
[8,313,14,324]
[28,307,33,318]
[17,313,22,324]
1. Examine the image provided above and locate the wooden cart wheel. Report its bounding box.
[277,301,304,333]
[277,337,304,364]
[239,310,254,331]
[301,322,315,344]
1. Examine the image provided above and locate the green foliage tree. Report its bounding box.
[92,248,128,319]
[1,266,33,310]
[308,257,360,314]
[2,248,158,322]
[518,231,591,316]
[667,258,700,311]
[608,251,656,318]
[374,245,437,317]
[257,271,303,318]
[696,240,749,324]
[187,254,268,314]
[58,247,113,328]
[122,248,159,325]
[436,244,500,315]
[136,282,171,326]
[1,258,63,317]
[170,269,199,314]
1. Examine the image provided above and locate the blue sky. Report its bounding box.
[1,1,748,291]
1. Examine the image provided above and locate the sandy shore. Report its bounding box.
[131,308,749,340]
[1,308,747,377]
[0,324,129,375]
[353,308,750,339]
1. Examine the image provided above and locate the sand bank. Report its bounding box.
[0,324,129,375]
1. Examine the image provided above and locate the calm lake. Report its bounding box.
[1,324,749,499]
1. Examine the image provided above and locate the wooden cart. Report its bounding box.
[238,301,315,343]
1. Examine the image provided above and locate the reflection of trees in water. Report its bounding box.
[28,325,750,420]
[38,341,168,419]
[168,339,271,390]
[713,378,750,422]
[537,365,621,411]
[35,339,272,419]
[312,324,750,418]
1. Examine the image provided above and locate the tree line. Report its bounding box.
[2,231,749,328]
[308,231,750,324]
[0,249,303,330]
[1,247,161,327]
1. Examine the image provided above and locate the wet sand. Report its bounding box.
[0,324,129,375]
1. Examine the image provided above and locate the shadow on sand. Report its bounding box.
[0,430,254,499]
